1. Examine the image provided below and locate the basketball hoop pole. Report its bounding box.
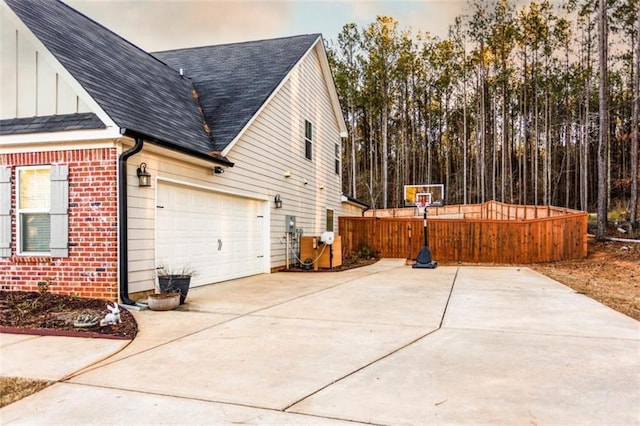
[413,200,437,269]
[423,207,428,247]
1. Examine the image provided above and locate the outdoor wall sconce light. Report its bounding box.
[284,171,291,178]
[136,163,151,187]
[274,194,283,209]
[214,166,225,174]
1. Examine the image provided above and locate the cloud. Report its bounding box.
[343,0,465,39]
[67,0,293,51]
[403,1,465,39]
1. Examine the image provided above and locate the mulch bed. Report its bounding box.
[0,291,137,340]
[284,257,379,272]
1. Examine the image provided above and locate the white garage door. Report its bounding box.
[156,182,266,287]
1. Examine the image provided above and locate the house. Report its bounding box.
[0,0,360,304]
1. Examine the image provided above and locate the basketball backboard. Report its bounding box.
[404,184,445,207]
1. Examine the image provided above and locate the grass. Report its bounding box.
[0,377,52,408]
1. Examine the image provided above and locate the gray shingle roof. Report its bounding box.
[0,113,105,135]
[153,35,320,152]
[4,0,216,158]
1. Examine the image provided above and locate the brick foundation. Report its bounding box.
[0,148,119,300]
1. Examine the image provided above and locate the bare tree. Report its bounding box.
[596,0,609,239]
[630,2,639,230]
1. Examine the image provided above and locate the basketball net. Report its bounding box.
[415,192,432,216]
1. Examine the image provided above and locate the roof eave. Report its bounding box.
[341,194,369,209]
[121,128,234,167]
[314,36,348,137]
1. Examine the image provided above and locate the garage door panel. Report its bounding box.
[157,183,266,287]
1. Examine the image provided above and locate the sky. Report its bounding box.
[65,0,468,52]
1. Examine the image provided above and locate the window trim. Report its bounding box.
[334,141,340,175]
[16,165,51,255]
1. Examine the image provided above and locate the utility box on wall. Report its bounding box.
[285,215,296,233]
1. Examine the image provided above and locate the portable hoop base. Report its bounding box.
[413,246,437,269]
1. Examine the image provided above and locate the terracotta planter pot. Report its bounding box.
[147,293,180,311]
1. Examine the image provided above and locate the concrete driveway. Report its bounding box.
[1,260,639,425]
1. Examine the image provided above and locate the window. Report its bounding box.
[334,142,340,175]
[304,120,313,160]
[326,209,334,232]
[17,166,51,253]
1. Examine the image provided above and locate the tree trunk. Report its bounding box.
[350,103,357,198]
[463,73,468,204]
[630,4,639,229]
[581,18,592,212]
[596,0,609,240]
[480,61,487,202]
[534,51,539,206]
[523,50,528,205]
[382,105,388,209]
[501,81,508,203]
[492,100,497,202]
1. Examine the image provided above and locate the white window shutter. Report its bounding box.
[0,166,11,257]
[50,164,69,257]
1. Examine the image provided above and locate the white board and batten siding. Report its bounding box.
[0,4,91,119]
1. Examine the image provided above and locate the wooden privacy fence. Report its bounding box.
[340,201,588,264]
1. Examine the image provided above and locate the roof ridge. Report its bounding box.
[153,33,322,54]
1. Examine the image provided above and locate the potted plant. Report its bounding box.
[155,265,198,305]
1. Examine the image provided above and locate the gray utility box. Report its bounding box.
[285,215,296,233]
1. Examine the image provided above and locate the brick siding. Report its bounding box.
[0,148,119,300]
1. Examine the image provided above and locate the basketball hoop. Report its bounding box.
[412,192,437,269]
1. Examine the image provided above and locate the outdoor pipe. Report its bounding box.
[117,134,144,305]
